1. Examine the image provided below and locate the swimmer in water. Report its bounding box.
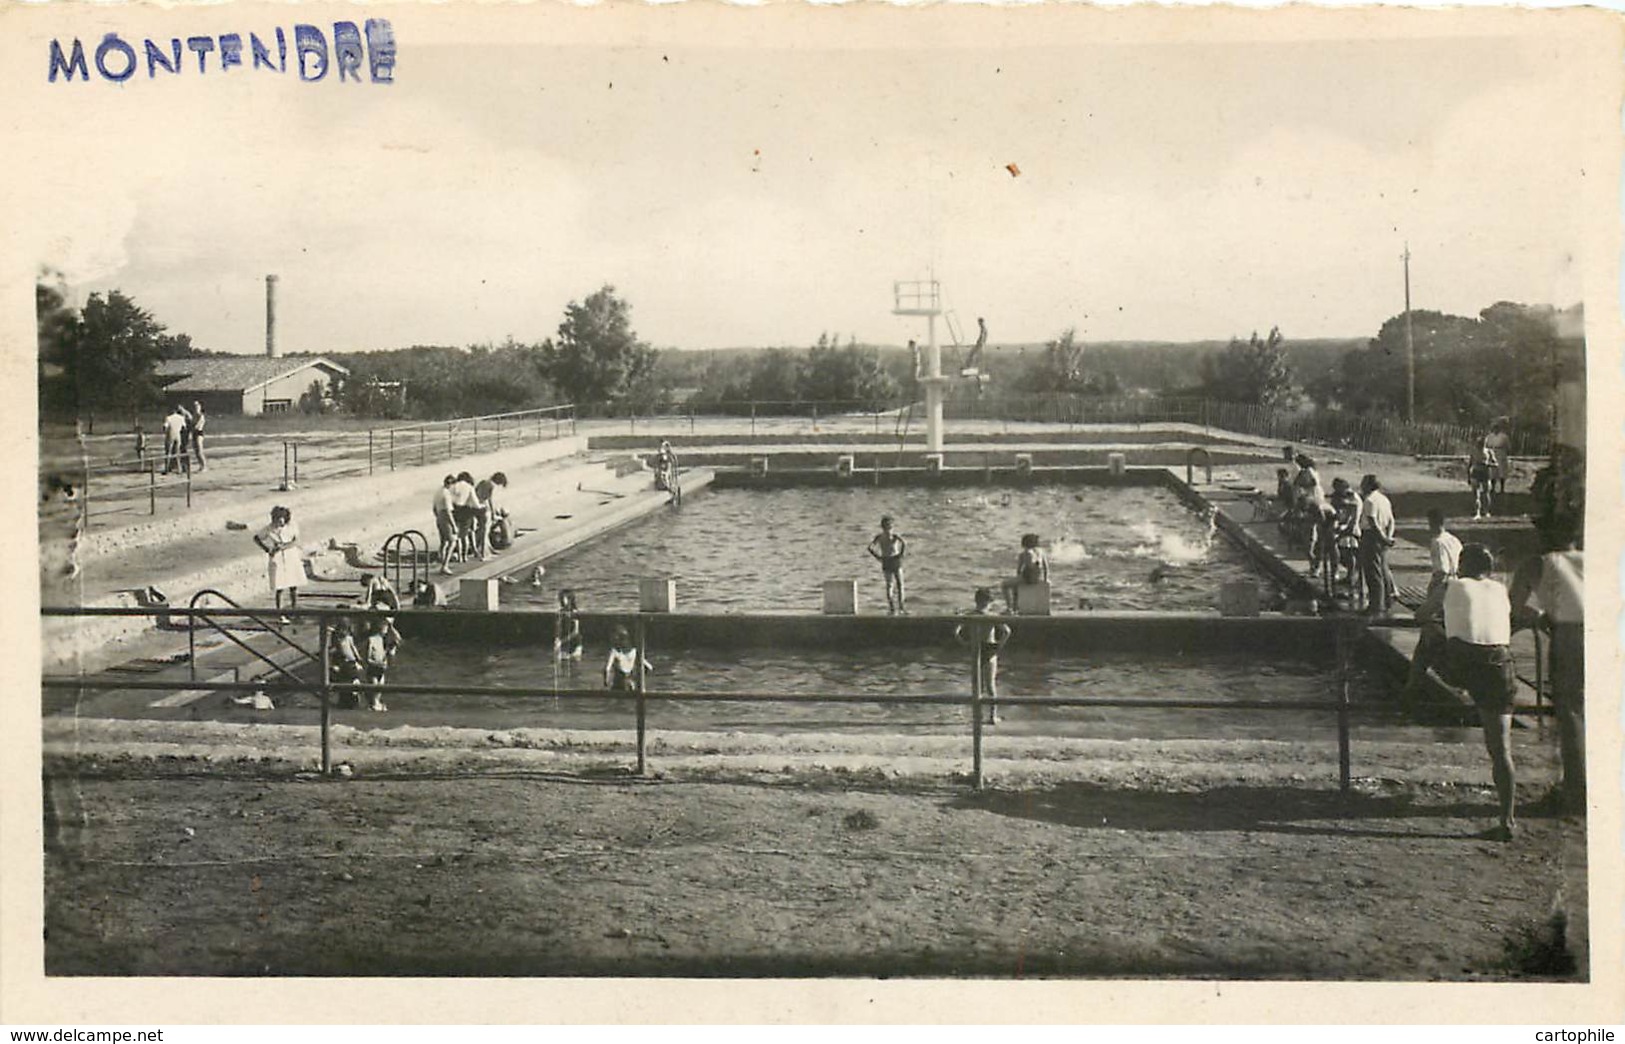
[866,515,907,614]
[1149,563,1176,583]
[604,625,650,691]
[554,589,583,662]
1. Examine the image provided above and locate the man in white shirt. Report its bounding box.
[161,405,188,475]
[1357,474,1397,614]
[1435,543,1518,840]
[1406,508,1463,696]
[432,475,458,574]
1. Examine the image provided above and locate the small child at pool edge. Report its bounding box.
[866,515,908,614]
[955,586,1011,725]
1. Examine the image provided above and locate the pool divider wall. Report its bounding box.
[398,610,1340,659]
[711,466,1174,491]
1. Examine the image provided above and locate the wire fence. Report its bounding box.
[41,605,1360,792]
[41,406,578,530]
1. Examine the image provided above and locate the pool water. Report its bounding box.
[504,485,1279,615]
[309,641,1404,742]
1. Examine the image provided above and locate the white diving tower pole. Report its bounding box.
[925,310,944,452]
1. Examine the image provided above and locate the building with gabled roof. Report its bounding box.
[156,356,349,416]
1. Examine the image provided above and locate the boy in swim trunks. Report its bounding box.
[867,515,907,614]
[955,587,1012,724]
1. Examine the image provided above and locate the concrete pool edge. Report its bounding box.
[42,715,1542,792]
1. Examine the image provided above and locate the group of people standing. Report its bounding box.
[1276,452,1399,614]
[143,401,208,475]
[864,517,1049,617]
[431,471,511,574]
[1468,417,1512,520]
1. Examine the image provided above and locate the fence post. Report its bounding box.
[970,643,985,790]
[634,614,649,776]
[185,466,192,508]
[149,462,157,516]
[389,429,396,472]
[368,430,375,476]
[1336,621,1351,792]
[283,442,290,490]
[420,428,426,466]
[496,416,502,451]
[473,419,479,455]
[293,444,299,486]
[319,617,333,777]
[750,402,757,437]
[689,406,695,435]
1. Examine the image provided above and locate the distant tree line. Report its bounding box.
[37,263,1581,443]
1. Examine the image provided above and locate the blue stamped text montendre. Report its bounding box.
[48,20,395,84]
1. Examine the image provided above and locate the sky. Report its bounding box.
[19,8,1605,355]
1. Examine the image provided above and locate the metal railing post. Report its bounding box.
[185,467,192,508]
[389,429,396,471]
[750,401,756,437]
[473,419,479,455]
[1336,621,1351,791]
[319,616,333,777]
[420,428,426,466]
[293,443,299,486]
[368,430,375,476]
[970,644,985,790]
[148,462,157,516]
[283,442,290,489]
[496,416,502,451]
[635,614,649,776]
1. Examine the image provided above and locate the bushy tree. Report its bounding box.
[1201,327,1293,406]
[539,285,659,408]
[39,287,170,416]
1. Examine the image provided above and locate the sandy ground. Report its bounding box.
[42,725,1585,980]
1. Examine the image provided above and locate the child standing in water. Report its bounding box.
[956,587,1012,724]
[604,625,650,691]
[867,515,907,614]
[362,618,390,712]
[555,589,584,662]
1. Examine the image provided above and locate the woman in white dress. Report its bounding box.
[255,505,302,622]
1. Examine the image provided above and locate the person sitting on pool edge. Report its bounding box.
[955,587,1011,725]
[1001,532,1049,612]
[867,515,907,614]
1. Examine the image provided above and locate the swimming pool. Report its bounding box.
[504,485,1279,615]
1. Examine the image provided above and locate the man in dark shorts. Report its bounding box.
[866,515,907,614]
[1424,543,1518,840]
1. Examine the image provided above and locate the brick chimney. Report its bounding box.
[265,274,280,358]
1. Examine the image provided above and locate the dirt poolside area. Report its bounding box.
[42,726,1586,980]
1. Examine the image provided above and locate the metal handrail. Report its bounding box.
[382,530,430,594]
[44,606,1360,791]
[186,588,321,683]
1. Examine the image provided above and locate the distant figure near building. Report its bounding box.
[161,405,188,475]
[956,587,1011,725]
[255,505,302,623]
[1468,437,1496,520]
[187,401,208,471]
[867,515,907,614]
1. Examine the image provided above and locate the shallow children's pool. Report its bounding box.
[504,485,1279,615]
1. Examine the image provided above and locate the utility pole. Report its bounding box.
[1402,243,1415,424]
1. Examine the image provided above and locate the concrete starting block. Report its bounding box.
[1107,452,1127,476]
[1220,581,1261,617]
[1014,453,1034,476]
[1013,581,1052,616]
[459,577,500,611]
[639,578,677,613]
[924,453,945,473]
[835,454,855,478]
[822,580,858,614]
